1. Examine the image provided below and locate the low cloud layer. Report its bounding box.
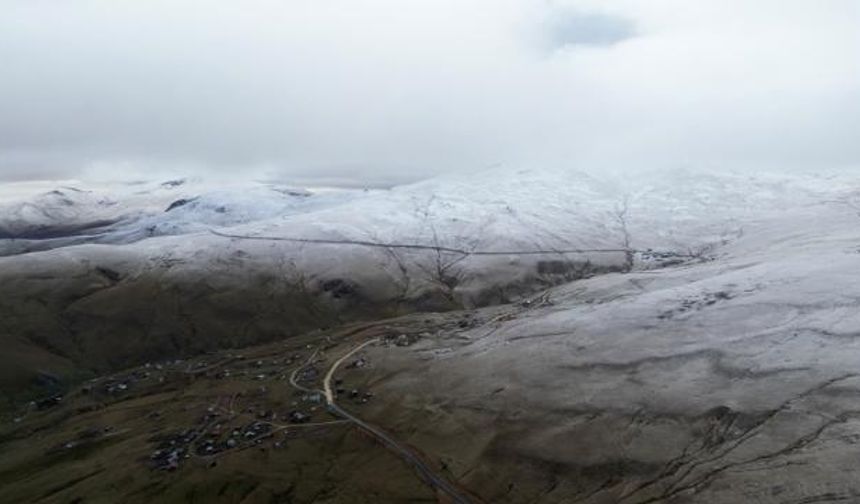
[0,0,858,184]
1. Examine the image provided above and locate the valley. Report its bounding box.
[3,168,860,502]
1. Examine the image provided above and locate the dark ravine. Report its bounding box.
[0,219,122,240]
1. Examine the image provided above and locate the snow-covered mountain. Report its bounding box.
[4,167,855,256]
[359,193,860,503]
[4,167,860,503]
[1,167,858,403]
[0,178,364,255]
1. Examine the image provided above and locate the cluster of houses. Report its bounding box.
[23,343,387,476]
[383,332,425,347]
[150,413,280,471]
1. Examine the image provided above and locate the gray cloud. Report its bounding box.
[0,0,858,184]
[543,10,635,49]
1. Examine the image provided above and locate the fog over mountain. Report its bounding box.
[1,0,858,184]
[3,3,860,504]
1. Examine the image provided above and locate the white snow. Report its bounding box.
[2,167,859,305]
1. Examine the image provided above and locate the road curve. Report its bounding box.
[289,348,320,393]
[323,339,476,504]
[323,338,379,403]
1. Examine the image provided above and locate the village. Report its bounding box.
[1,317,447,484]
[0,307,502,502]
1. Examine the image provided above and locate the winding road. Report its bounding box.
[317,338,477,504]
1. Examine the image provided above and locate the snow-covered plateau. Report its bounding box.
[3,167,860,502]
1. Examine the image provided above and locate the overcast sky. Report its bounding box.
[1,0,858,184]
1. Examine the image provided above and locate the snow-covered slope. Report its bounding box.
[359,179,860,503]
[0,178,364,255]
[1,167,858,404]
[4,167,855,257]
